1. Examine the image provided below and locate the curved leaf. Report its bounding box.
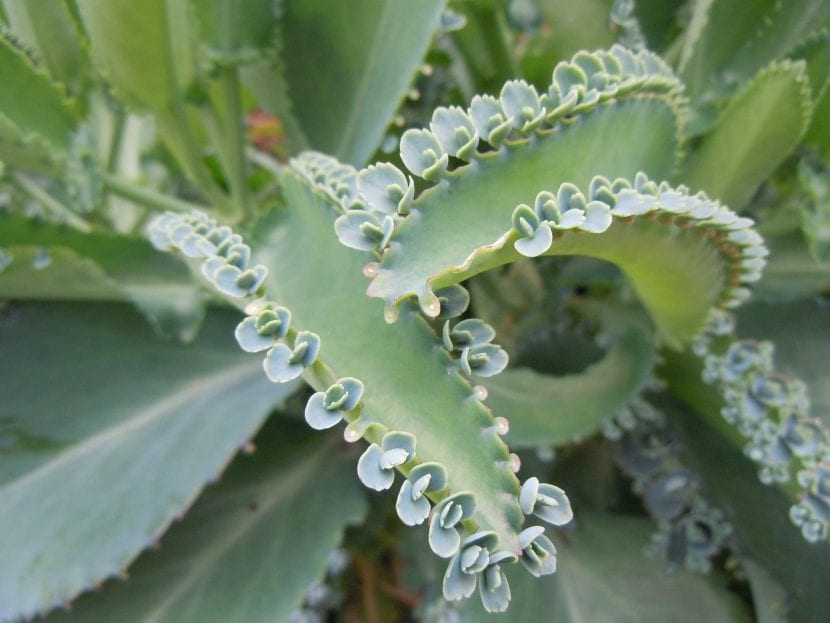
[0,303,298,622]
[258,172,525,551]
[485,320,656,447]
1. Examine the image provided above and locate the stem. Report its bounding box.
[10,172,91,232]
[105,110,127,174]
[474,5,518,82]
[159,3,233,217]
[353,554,382,623]
[247,147,284,178]
[165,103,233,214]
[219,65,252,219]
[103,174,206,214]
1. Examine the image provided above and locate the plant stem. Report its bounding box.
[10,172,91,232]
[219,65,252,219]
[353,554,382,623]
[103,174,206,214]
[158,5,232,217]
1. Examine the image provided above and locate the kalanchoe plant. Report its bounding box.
[1,0,830,621]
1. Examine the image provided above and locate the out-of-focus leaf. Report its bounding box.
[272,0,446,165]
[519,0,616,88]
[0,0,87,91]
[0,214,204,339]
[485,322,656,447]
[0,302,298,622]
[457,512,745,622]
[681,60,812,210]
[0,31,76,151]
[43,420,366,623]
[753,232,830,302]
[743,559,789,623]
[73,0,196,112]
[737,297,830,423]
[659,369,830,622]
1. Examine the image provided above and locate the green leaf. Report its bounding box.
[681,60,813,210]
[742,559,789,623]
[190,0,277,62]
[0,302,298,622]
[806,86,830,155]
[680,0,830,115]
[753,231,830,302]
[736,298,830,423]
[0,114,62,173]
[457,512,745,622]
[0,246,124,300]
[275,0,447,165]
[0,31,76,151]
[485,319,656,447]
[0,214,204,340]
[367,97,688,330]
[73,0,196,112]
[662,394,830,622]
[726,0,830,90]
[41,420,366,623]
[520,0,616,88]
[258,171,525,552]
[679,0,777,101]
[0,0,88,91]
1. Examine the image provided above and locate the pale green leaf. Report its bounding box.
[74,0,196,112]
[256,172,525,554]
[0,31,76,151]
[42,421,366,623]
[681,60,813,210]
[276,0,446,164]
[0,302,298,622]
[0,214,204,340]
[485,321,656,447]
[742,559,789,623]
[1,0,87,91]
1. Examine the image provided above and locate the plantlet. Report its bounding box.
[1,1,829,621]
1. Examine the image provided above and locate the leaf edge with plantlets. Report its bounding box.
[147,183,570,613]
[355,45,691,329]
[606,379,736,575]
[680,308,830,544]
[0,28,79,175]
[339,36,830,542]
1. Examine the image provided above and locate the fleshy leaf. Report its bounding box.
[0,303,298,621]
[39,421,365,623]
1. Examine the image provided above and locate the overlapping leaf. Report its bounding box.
[0,303,297,622]
[42,421,366,623]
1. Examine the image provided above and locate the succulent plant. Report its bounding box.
[1,1,829,621]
